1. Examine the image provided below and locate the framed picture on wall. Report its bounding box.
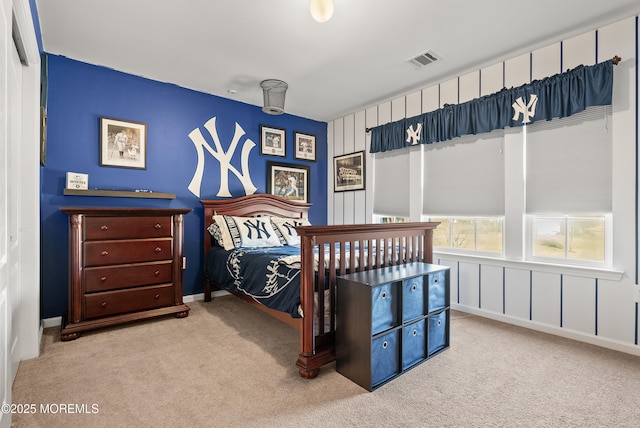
[334,151,365,192]
[266,161,310,203]
[293,131,316,161]
[100,117,147,169]
[260,124,286,157]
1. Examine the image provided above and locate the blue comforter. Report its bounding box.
[205,245,304,318]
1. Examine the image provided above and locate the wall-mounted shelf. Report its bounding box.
[63,189,176,199]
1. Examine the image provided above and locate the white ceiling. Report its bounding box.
[35,0,640,122]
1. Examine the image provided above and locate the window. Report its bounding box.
[429,216,504,254]
[527,215,610,266]
[525,105,612,267]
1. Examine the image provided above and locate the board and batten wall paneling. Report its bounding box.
[531,272,562,327]
[459,71,480,103]
[504,52,531,88]
[332,118,344,225]
[458,262,480,308]
[480,265,504,314]
[422,85,439,113]
[562,275,596,335]
[365,106,378,224]
[563,31,596,68]
[438,259,459,305]
[327,14,640,355]
[596,16,638,343]
[480,62,504,97]
[532,43,561,80]
[354,110,367,224]
[342,114,356,224]
[327,121,334,224]
[439,77,459,107]
[504,268,531,320]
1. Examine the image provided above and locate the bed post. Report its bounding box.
[296,232,320,378]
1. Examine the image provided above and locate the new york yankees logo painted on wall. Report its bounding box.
[187,116,258,198]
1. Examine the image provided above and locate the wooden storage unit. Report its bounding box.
[60,207,191,340]
[336,262,450,391]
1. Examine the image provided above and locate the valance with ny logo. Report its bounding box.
[369,57,619,153]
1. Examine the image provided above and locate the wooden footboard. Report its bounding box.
[201,195,438,379]
[295,222,439,378]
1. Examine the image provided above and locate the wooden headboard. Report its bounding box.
[201,193,311,257]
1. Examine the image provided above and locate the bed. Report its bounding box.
[201,194,439,378]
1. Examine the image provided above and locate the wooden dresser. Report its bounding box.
[60,207,192,340]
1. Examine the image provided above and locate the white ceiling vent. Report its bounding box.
[408,51,440,68]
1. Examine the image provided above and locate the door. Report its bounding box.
[0,4,12,427]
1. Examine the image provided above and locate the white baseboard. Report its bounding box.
[452,303,640,357]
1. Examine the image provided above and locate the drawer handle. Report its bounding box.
[154,247,162,253]
[154,223,162,230]
[434,277,439,283]
[154,294,160,299]
[437,320,442,326]
[412,329,417,336]
[154,270,161,276]
[100,276,107,282]
[411,284,417,292]
[100,225,109,231]
[381,291,387,299]
[382,341,388,349]
[101,302,107,308]
[101,250,109,256]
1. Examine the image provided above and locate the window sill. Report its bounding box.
[433,251,624,281]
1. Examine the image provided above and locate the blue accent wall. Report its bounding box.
[41,55,327,319]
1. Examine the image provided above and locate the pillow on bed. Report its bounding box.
[206,222,225,247]
[212,215,282,250]
[270,217,311,246]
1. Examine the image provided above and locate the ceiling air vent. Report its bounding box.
[408,51,440,68]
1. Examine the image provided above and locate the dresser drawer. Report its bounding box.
[84,216,172,240]
[84,261,173,293]
[84,284,174,319]
[84,239,172,266]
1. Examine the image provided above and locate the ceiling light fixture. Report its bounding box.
[310,0,334,23]
[260,79,288,115]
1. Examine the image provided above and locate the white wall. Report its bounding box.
[327,15,640,355]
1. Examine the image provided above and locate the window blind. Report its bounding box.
[525,105,612,214]
[422,130,505,216]
[373,149,411,217]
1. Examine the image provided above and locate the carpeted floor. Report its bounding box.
[10,296,640,427]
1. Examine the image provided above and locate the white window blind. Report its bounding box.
[373,149,411,217]
[526,105,612,214]
[422,130,505,216]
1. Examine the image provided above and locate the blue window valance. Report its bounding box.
[370,58,617,153]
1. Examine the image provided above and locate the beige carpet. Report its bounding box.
[10,296,640,428]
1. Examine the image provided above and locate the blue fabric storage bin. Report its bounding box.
[371,329,400,387]
[371,282,399,335]
[402,276,425,322]
[428,271,447,313]
[428,309,448,356]
[402,319,426,369]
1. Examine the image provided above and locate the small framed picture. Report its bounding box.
[267,161,310,203]
[334,151,365,192]
[294,131,316,161]
[260,124,286,157]
[100,117,147,169]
